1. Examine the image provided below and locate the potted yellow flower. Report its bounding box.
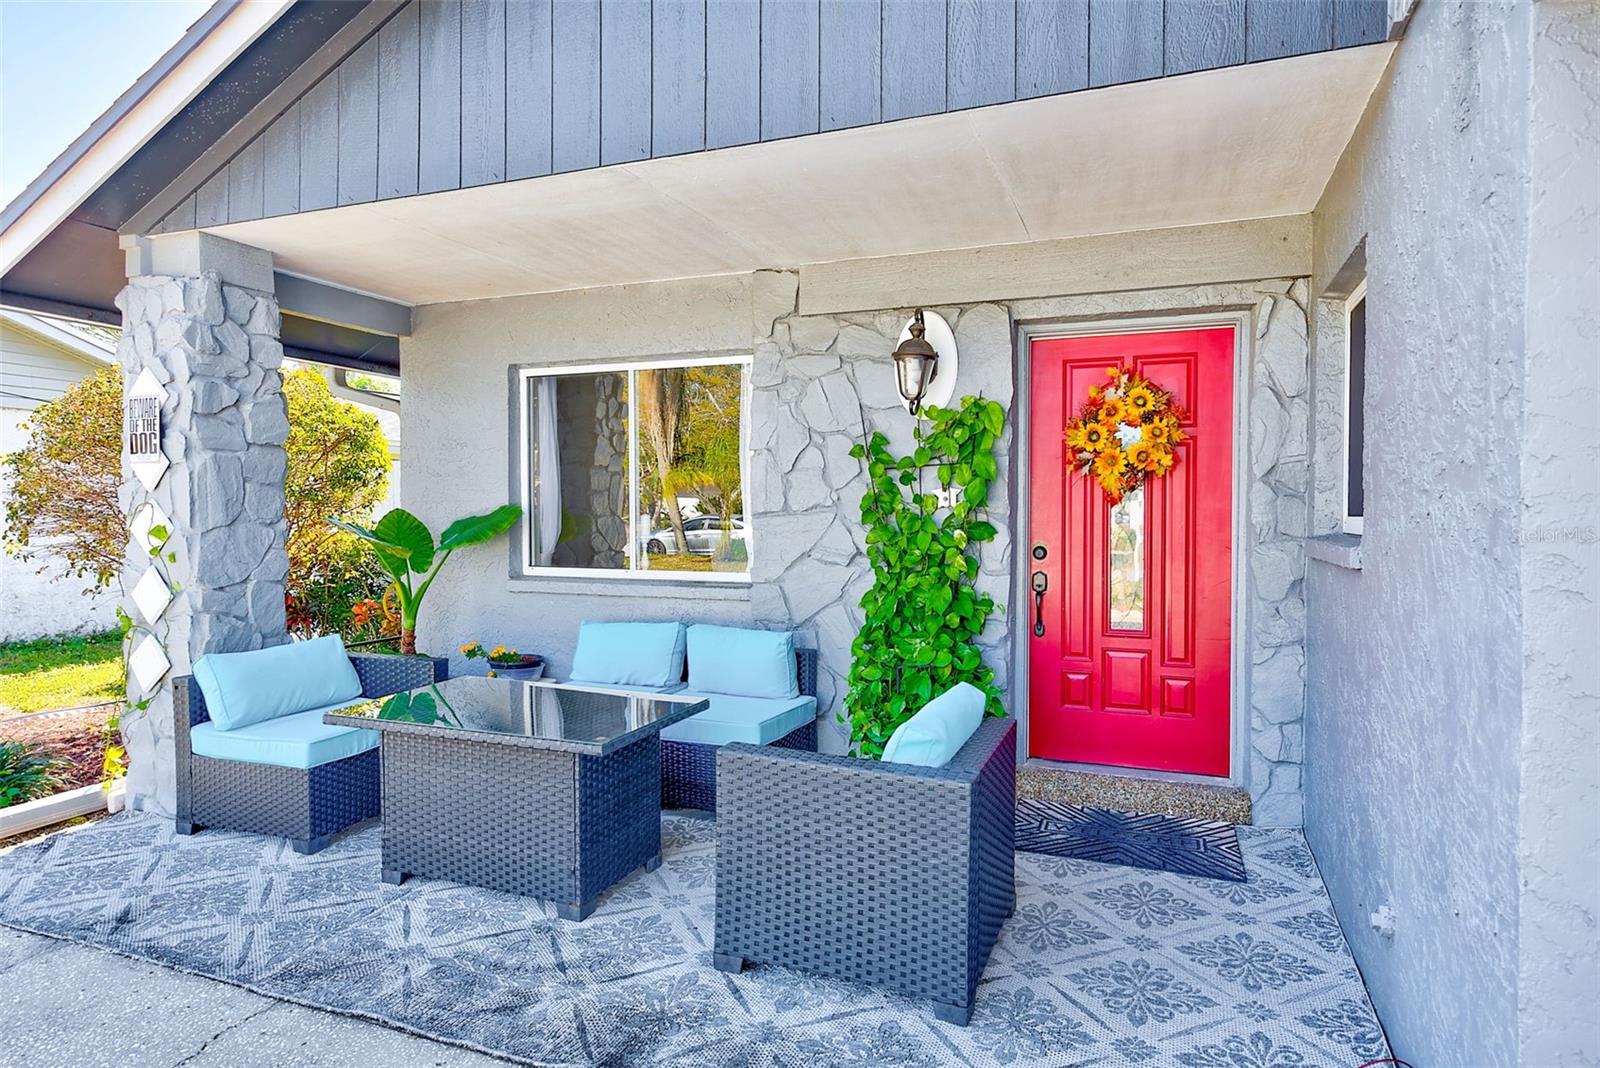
[461,641,545,681]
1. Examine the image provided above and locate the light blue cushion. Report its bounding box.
[193,635,363,731]
[685,624,797,699]
[660,694,817,747]
[880,682,987,768]
[570,622,686,688]
[563,680,686,695]
[189,701,376,770]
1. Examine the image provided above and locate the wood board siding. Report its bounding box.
[0,325,109,410]
[153,0,1384,233]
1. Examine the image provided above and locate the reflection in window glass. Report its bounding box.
[527,371,630,570]
[1108,487,1145,631]
[638,364,747,574]
[524,360,749,577]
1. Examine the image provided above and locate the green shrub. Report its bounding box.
[0,742,66,808]
[844,396,1007,758]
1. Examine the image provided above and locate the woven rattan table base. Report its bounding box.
[380,731,663,920]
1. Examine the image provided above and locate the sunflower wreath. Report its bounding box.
[1063,364,1190,504]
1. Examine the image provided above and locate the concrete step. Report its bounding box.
[1017,762,1252,825]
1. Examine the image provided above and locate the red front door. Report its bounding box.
[1028,328,1234,776]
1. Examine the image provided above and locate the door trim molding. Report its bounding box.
[1013,310,1253,789]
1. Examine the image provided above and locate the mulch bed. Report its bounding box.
[0,703,117,794]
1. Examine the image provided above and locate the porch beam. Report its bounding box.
[796,216,1312,317]
[273,271,412,336]
[0,289,121,327]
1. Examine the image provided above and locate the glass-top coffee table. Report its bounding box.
[326,676,707,920]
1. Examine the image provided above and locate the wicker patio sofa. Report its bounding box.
[713,716,1017,1025]
[174,649,446,854]
[660,647,818,812]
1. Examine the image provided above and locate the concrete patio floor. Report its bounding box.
[0,812,1389,1066]
[0,927,503,1066]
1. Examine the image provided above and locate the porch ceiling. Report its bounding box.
[204,43,1394,308]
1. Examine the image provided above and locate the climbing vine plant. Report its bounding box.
[843,395,1007,758]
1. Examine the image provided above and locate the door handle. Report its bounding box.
[1031,571,1048,637]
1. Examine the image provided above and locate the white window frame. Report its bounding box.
[1342,278,1367,535]
[516,354,754,582]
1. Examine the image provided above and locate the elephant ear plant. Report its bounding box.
[331,505,522,656]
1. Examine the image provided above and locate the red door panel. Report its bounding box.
[1028,328,1234,776]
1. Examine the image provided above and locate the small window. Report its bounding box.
[519,357,752,579]
[1343,280,1367,535]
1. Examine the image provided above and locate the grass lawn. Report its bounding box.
[0,631,124,715]
[645,552,748,574]
[646,552,713,573]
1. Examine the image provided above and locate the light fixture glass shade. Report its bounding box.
[892,311,940,414]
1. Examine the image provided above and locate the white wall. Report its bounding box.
[0,321,121,643]
[1305,2,1599,1065]
[0,322,100,409]
[1518,1,1600,1062]
[0,409,121,643]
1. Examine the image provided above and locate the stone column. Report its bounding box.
[115,233,289,815]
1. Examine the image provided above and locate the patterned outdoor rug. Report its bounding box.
[0,813,1387,1067]
[1015,800,1248,882]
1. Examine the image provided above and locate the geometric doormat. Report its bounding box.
[1015,799,1248,882]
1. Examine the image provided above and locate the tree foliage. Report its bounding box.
[636,367,688,551]
[4,366,394,638]
[844,396,1007,758]
[3,365,125,588]
[662,364,744,549]
[282,369,391,582]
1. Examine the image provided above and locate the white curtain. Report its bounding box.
[536,377,562,565]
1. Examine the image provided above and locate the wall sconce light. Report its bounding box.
[892,310,940,415]
[891,309,959,416]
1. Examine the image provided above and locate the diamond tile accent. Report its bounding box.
[127,634,170,693]
[131,568,173,625]
[129,502,172,554]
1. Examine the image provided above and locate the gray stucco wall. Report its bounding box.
[401,230,1313,823]
[1303,2,1598,1064]
[1518,2,1599,1063]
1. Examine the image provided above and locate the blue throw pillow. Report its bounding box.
[570,622,686,688]
[685,624,798,699]
[880,682,986,767]
[192,634,363,732]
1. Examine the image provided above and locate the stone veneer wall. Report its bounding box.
[115,267,289,814]
[744,278,1312,825]
[404,269,1311,825]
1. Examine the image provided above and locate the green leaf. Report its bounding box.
[438,504,523,551]
[374,508,437,571]
[329,516,415,577]
[841,393,1005,756]
[968,520,998,541]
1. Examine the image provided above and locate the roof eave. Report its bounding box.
[0,0,293,276]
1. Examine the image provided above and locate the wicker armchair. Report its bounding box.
[713,716,1016,1025]
[173,652,447,854]
[659,648,819,813]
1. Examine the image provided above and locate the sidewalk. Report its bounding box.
[0,928,506,1067]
